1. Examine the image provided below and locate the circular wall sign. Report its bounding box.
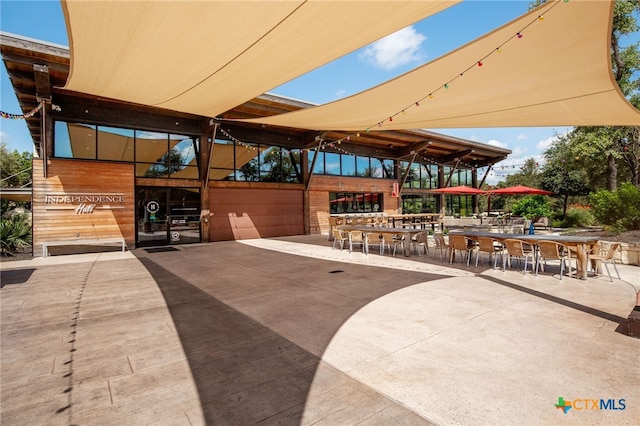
[170,231,181,242]
[146,201,160,214]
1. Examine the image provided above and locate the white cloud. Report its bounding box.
[536,135,559,151]
[335,89,347,99]
[516,133,527,141]
[359,26,426,70]
[510,146,527,157]
[487,139,507,148]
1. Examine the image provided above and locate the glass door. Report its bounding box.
[136,187,169,246]
[136,187,201,247]
[168,188,201,245]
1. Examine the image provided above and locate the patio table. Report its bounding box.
[451,231,600,279]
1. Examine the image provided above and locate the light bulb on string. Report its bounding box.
[517,32,522,38]
[477,61,483,67]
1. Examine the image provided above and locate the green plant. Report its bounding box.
[589,183,640,231]
[511,195,552,221]
[0,214,32,256]
[562,207,595,228]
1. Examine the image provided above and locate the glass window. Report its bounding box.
[341,154,356,176]
[309,150,324,174]
[136,131,168,163]
[382,159,395,179]
[369,158,384,178]
[329,192,383,213]
[356,156,370,177]
[97,126,134,162]
[325,152,341,175]
[54,122,96,159]
[54,121,72,158]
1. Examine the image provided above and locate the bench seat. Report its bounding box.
[42,238,126,257]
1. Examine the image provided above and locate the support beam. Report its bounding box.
[479,165,493,188]
[444,159,461,188]
[439,149,473,165]
[396,140,431,159]
[305,139,323,193]
[398,152,418,195]
[33,64,51,102]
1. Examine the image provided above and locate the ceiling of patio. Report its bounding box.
[61,0,458,119]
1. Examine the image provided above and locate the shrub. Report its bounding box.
[0,214,32,256]
[511,195,552,221]
[589,183,640,232]
[562,207,595,228]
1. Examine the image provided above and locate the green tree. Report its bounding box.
[511,195,552,221]
[529,1,640,190]
[0,141,32,188]
[0,141,33,213]
[501,158,541,188]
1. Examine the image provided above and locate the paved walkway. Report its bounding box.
[1,235,639,425]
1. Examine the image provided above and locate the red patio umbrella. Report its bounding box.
[430,185,487,195]
[486,185,553,214]
[488,185,553,195]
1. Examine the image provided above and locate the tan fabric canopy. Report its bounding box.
[241,0,640,130]
[62,0,458,118]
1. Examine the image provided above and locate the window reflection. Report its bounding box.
[98,126,134,162]
[330,192,383,213]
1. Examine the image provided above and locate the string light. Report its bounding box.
[218,1,566,175]
[335,0,565,142]
[1,101,45,119]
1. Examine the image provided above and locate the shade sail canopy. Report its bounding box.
[62,0,458,118]
[489,185,553,195]
[241,0,639,130]
[430,185,487,195]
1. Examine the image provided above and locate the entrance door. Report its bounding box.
[136,187,200,247]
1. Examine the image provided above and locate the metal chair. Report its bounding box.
[433,233,449,262]
[411,231,430,255]
[348,231,368,254]
[475,236,504,269]
[535,240,572,280]
[380,232,401,256]
[588,242,621,281]
[448,234,475,266]
[332,228,347,250]
[503,238,535,274]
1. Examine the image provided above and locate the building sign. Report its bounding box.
[45,192,126,214]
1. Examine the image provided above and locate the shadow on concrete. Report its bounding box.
[0,268,35,287]
[479,274,627,325]
[134,242,443,424]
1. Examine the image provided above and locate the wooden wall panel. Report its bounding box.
[308,175,398,235]
[32,159,135,254]
[209,187,303,241]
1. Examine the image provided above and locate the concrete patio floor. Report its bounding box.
[1,235,639,425]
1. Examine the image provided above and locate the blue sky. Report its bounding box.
[1,0,638,184]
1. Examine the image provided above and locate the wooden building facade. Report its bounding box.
[2,33,511,256]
